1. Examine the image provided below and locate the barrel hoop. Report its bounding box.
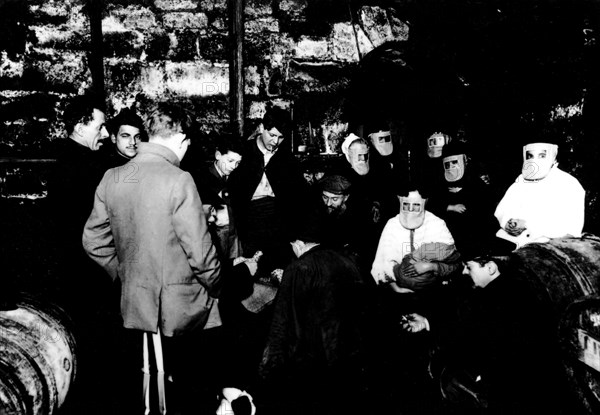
[0,314,57,413]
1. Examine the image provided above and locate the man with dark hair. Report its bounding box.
[191,134,244,259]
[48,94,110,236]
[403,253,566,414]
[45,93,112,413]
[83,102,221,413]
[105,107,145,167]
[316,174,372,272]
[258,216,367,415]
[229,105,312,271]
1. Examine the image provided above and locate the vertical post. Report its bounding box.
[229,0,244,137]
[86,0,105,104]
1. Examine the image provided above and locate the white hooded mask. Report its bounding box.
[521,142,558,181]
[443,154,466,182]
[427,132,451,158]
[342,134,370,176]
[369,130,393,156]
[398,191,426,229]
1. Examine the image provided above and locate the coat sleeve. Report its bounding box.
[82,174,119,281]
[172,172,222,297]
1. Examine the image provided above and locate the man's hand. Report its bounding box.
[371,202,381,224]
[412,261,436,275]
[447,203,467,214]
[243,261,258,276]
[505,218,527,236]
[401,313,430,333]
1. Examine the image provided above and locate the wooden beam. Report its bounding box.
[229,0,244,137]
[86,0,105,105]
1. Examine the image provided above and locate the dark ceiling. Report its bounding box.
[339,0,600,148]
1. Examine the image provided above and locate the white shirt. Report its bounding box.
[251,138,276,200]
[371,211,455,284]
[494,166,585,245]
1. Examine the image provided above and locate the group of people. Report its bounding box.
[45,94,585,415]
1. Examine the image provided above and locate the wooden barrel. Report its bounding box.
[0,295,77,415]
[510,236,600,414]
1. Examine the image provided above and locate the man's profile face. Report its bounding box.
[78,108,109,151]
[215,150,242,176]
[112,124,140,159]
[321,190,348,214]
[463,261,491,288]
[259,125,284,152]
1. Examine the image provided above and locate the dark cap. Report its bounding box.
[319,174,351,195]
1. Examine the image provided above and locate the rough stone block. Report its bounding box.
[139,63,168,98]
[25,49,91,93]
[107,5,158,31]
[161,61,229,97]
[199,0,228,12]
[29,0,70,18]
[246,17,280,34]
[0,53,25,79]
[358,6,408,48]
[286,60,353,95]
[330,23,361,62]
[279,0,308,16]
[155,0,198,11]
[163,12,208,30]
[245,0,273,18]
[294,37,328,59]
[245,66,261,95]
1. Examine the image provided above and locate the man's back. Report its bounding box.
[84,142,221,336]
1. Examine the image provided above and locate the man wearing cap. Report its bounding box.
[259,217,367,415]
[494,139,585,248]
[316,174,374,271]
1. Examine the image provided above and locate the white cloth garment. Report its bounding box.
[494,166,585,246]
[371,211,454,284]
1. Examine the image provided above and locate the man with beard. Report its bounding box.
[316,174,373,272]
[371,183,461,294]
[338,133,397,244]
[494,136,585,248]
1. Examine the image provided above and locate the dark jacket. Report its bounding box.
[228,138,312,241]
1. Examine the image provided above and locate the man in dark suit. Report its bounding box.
[228,106,313,271]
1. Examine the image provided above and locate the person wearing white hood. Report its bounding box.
[371,182,460,294]
[494,138,585,248]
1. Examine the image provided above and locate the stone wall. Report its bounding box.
[0,0,409,200]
